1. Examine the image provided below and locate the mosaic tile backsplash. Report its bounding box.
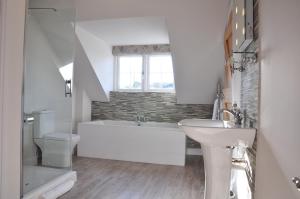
[240,40,259,196]
[240,0,260,195]
[92,92,213,148]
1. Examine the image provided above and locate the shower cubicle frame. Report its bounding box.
[21,1,76,198]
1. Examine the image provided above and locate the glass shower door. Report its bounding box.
[22,0,76,196]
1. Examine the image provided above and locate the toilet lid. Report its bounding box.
[44,133,79,141]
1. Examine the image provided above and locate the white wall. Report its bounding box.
[24,16,72,132]
[73,86,92,132]
[76,0,229,104]
[255,1,300,199]
[81,91,92,122]
[73,37,108,130]
[73,37,108,101]
[0,0,26,198]
[76,26,114,100]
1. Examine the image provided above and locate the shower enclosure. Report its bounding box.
[22,0,76,197]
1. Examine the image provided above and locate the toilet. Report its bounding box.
[33,110,80,168]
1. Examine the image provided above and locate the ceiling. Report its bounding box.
[30,9,75,66]
[77,17,170,46]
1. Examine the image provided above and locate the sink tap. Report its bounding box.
[220,104,243,125]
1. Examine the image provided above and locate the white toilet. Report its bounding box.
[33,110,80,168]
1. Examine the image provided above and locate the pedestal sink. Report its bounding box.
[178,119,256,199]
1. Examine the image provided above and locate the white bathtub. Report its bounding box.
[78,120,186,166]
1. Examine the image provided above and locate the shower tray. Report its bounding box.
[22,166,76,199]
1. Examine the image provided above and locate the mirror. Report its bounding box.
[232,0,254,52]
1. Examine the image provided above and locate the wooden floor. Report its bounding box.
[59,156,205,199]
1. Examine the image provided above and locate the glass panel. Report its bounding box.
[22,0,76,196]
[118,56,143,90]
[149,55,175,90]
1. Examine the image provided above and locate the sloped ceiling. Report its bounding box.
[76,0,229,104]
[29,0,76,66]
[74,37,108,102]
[30,9,75,66]
[76,26,114,101]
[77,17,170,46]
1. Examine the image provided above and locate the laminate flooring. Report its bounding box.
[59,156,205,199]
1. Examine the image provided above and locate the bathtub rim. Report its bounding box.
[79,119,183,131]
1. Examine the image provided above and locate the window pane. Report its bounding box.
[59,62,73,81]
[119,56,143,89]
[149,55,175,90]
[59,63,73,89]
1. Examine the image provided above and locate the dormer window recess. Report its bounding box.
[113,45,175,92]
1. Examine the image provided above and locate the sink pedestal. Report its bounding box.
[202,145,232,199]
[178,119,256,199]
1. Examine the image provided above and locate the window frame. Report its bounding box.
[114,53,175,93]
[114,54,145,92]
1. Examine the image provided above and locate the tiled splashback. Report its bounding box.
[240,0,259,195]
[240,40,259,196]
[92,92,213,123]
[92,92,213,148]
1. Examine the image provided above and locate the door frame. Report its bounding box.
[0,0,26,198]
[0,0,4,195]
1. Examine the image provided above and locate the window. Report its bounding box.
[148,55,174,90]
[115,54,175,92]
[59,62,73,81]
[59,62,73,90]
[118,56,143,90]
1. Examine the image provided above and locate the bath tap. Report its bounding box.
[135,113,145,126]
[219,104,243,125]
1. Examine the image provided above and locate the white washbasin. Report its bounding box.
[178,119,256,199]
[178,119,256,147]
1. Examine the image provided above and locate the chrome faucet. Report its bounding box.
[219,104,243,125]
[135,112,145,126]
